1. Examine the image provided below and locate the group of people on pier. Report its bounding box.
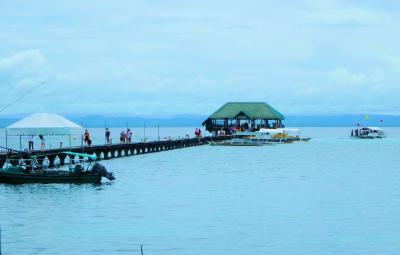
[22,127,202,151]
[194,128,202,138]
[83,128,134,146]
[119,128,133,144]
[23,128,136,151]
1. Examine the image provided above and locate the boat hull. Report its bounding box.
[209,141,263,146]
[0,172,102,184]
[353,136,384,139]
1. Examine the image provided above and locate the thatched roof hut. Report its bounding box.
[202,102,285,133]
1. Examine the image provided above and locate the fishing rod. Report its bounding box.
[0,81,46,114]
[0,81,45,155]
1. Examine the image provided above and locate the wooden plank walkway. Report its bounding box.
[0,136,230,168]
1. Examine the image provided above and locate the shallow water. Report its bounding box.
[1,127,400,254]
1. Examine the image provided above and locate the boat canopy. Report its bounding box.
[6,113,83,136]
[364,127,383,131]
[62,151,97,160]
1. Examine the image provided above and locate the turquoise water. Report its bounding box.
[1,127,400,254]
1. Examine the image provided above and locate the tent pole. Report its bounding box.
[5,129,7,150]
[69,134,72,171]
[5,129,8,163]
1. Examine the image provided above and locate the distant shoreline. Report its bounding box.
[1,114,400,128]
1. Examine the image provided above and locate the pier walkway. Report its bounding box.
[0,136,230,168]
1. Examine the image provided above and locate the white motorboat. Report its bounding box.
[350,127,385,139]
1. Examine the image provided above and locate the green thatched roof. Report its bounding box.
[207,102,285,120]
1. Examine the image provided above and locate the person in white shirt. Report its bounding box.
[28,135,34,151]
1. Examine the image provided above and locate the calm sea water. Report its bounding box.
[1,127,400,254]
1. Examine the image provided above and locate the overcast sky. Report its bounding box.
[1,0,399,116]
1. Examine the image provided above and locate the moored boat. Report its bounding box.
[236,128,311,144]
[0,152,115,184]
[350,127,385,139]
[0,166,102,184]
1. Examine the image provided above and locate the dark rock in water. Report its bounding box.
[91,163,115,181]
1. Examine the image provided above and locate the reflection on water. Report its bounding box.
[1,127,400,254]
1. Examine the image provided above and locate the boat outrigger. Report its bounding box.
[0,151,115,184]
[209,137,265,146]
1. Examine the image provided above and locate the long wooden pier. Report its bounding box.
[0,136,230,168]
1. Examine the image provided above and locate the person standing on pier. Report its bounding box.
[120,130,125,143]
[39,135,45,151]
[105,128,111,145]
[28,135,34,151]
[195,128,202,138]
[127,128,132,143]
[84,129,91,146]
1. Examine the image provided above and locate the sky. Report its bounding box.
[0,0,400,116]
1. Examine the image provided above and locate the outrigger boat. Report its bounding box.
[0,151,115,184]
[209,128,311,146]
[235,128,311,144]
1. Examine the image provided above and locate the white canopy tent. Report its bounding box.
[6,113,83,136]
[5,113,83,150]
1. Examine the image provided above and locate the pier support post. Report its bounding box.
[95,151,102,161]
[59,154,67,166]
[47,155,56,168]
[103,150,109,159]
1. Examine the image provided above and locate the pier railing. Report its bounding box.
[0,136,231,169]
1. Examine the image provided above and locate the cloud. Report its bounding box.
[0,1,400,116]
[291,55,400,114]
[0,49,46,79]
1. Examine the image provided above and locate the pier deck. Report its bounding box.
[0,136,230,168]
